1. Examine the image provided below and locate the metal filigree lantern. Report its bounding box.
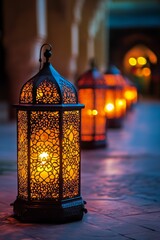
[104,66,126,128]
[123,77,138,110]
[13,44,87,223]
[77,60,107,148]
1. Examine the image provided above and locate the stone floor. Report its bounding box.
[0,99,160,240]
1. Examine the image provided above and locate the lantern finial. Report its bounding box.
[39,43,52,70]
[89,58,96,69]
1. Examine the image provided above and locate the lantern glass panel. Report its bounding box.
[79,89,94,141]
[62,110,80,199]
[36,80,60,104]
[115,89,126,118]
[124,85,137,108]
[20,80,33,103]
[59,79,77,104]
[17,110,28,200]
[30,111,60,200]
[95,89,106,138]
[104,89,115,119]
[104,73,126,119]
[20,78,77,105]
[79,88,106,142]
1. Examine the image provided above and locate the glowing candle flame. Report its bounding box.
[87,109,98,116]
[92,109,98,115]
[39,152,48,165]
[105,103,114,112]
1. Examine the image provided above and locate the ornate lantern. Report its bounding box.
[13,44,87,223]
[104,66,126,128]
[77,61,107,148]
[123,77,138,110]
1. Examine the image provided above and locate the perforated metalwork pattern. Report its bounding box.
[20,78,77,104]
[36,79,60,104]
[59,79,77,104]
[20,80,33,103]
[17,111,28,199]
[62,111,80,199]
[30,111,60,200]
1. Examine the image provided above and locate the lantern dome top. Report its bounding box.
[77,60,106,88]
[104,65,124,88]
[20,44,78,105]
[104,65,121,75]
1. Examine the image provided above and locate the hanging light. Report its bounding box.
[12,43,87,223]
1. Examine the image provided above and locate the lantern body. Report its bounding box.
[78,67,107,148]
[104,67,126,128]
[13,55,86,222]
[123,79,138,109]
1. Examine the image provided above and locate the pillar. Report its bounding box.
[77,0,100,75]
[3,0,47,116]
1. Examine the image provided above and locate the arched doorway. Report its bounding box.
[109,28,160,98]
[123,44,158,95]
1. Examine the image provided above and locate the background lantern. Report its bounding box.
[13,44,87,223]
[77,60,107,148]
[122,77,138,110]
[104,65,126,128]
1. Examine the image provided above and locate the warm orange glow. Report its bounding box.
[150,54,157,64]
[136,68,143,77]
[87,109,92,115]
[123,85,138,108]
[104,74,116,86]
[117,99,125,107]
[92,109,98,115]
[105,103,114,112]
[104,79,126,119]
[142,67,151,77]
[35,122,79,188]
[37,90,43,99]
[79,88,106,142]
[129,57,137,66]
[123,44,158,77]
[36,151,57,182]
[39,152,49,165]
[87,109,98,116]
[82,135,93,141]
[137,56,147,65]
[124,90,135,100]
[115,98,126,117]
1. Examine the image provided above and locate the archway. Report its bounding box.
[123,44,158,95]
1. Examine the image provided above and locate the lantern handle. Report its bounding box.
[39,43,52,70]
[89,58,96,69]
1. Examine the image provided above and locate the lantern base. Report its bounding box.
[12,197,87,223]
[107,117,124,128]
[81,139,107,149]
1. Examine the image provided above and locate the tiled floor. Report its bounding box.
[0,100,160,239]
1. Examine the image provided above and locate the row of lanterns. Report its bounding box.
[78,61,138,149]
[12,44,137,223]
